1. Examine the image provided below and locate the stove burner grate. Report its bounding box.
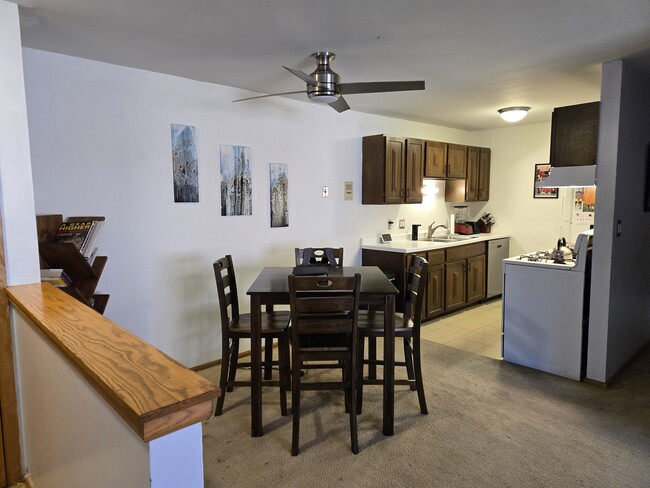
[518,251,576,265]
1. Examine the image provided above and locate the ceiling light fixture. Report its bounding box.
[498,106,530,122]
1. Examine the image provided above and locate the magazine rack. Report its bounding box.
[36,214,109,314]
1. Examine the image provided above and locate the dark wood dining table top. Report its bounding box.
[247,266,399,298]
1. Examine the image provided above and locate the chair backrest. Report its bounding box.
[294,247,344,267]
[404,255,428,327]
[288,274,361,351]
[213,255,240,328]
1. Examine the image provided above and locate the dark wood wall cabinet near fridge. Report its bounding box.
[550,101,600,167]
[36,214,110,314]
[445,147,491,202]
[362,135,424,204]
[424,141,467,179]
[362,242,486,319]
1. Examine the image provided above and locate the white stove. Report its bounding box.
[503,230,592,272]
[501,229,593,380]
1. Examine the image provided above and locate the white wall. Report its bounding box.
[23,49,483,367]
[2,9,211,482]
[1,2,45,481]
[587,59,650,381]
[23,48,587,369]
[473,122,569,256]
[12,308,151,487]
[0,1,39,286]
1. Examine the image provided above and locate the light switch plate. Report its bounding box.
[344,181,353,200]
[322,186,328,198]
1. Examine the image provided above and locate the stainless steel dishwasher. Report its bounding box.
[487,238,510,298]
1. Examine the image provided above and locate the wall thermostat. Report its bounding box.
[380,233,392,243]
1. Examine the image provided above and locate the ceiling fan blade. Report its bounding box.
[283,66,320,87]
[339,80,425,95]
[232,90,306,103]
[328,96,350,113]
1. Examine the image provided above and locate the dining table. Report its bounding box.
[246,265,399,437]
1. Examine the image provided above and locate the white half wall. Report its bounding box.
[12,308,151,487]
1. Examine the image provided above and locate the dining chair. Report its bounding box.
[213,255,290,417]
[287,273,361,455]
[294,247,344,267]
[357,255,428,415]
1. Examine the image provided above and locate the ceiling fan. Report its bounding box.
[233,51,425,113]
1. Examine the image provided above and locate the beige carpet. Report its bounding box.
[200,341,650,488]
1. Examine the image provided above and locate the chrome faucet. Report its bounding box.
[427,222,448,238]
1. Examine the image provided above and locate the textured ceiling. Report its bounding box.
[13,0,650,130]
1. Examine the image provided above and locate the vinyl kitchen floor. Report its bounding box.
[421,299,502,360]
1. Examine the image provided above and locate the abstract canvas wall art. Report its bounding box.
[269,163,288,227]
[220,144,252,216]
[171,124,199,202]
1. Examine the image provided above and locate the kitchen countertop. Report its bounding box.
[361,232,510,253]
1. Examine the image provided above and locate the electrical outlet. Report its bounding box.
[322,186,328,198]
[399,219,405,229]
[344,181,353,200]
[574,212,593,224]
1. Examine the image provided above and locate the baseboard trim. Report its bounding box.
[191,343,278,372]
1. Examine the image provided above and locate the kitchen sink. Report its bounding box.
[421,234,478,242]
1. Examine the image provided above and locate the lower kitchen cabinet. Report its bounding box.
[361,241,486,319]
[446,242,486,311]
[445,260,466,311]
[467,254,486,303]
[426,250,445,318]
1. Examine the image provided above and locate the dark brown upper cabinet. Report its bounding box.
[362,135,423,204]
[550,101,600,167]
[405,138,424,203]
[424,141,466,179]
[445,146,490,203]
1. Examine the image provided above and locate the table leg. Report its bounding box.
[368,336,377,379]
[250,295,263,437]
[383,294,395,436]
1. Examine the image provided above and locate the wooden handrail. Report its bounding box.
[6,283,219,442]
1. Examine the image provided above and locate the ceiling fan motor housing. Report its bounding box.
[307,51,340,103]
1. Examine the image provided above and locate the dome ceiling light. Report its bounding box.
[498,106,530,122]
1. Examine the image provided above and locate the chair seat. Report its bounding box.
[357,310,413,335]
[230,311,290,334]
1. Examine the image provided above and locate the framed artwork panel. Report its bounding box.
[533,163,558,199]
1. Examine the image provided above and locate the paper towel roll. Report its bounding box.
[449,214,455,233]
